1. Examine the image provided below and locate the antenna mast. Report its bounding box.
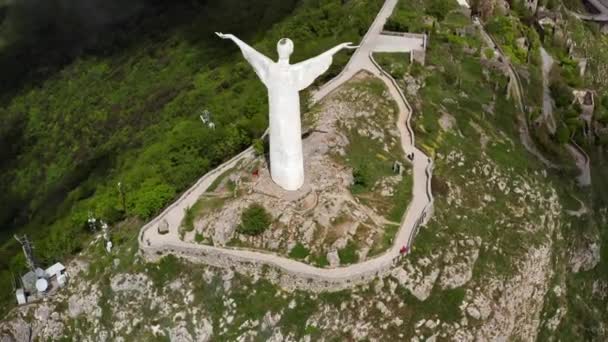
[14,235,37,272]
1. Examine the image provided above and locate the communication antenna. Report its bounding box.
[14,235,36,272]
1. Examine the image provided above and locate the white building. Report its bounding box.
[15,288,26,305]
[45,262,68,287]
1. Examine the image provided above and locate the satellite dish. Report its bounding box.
[36,278,49,293]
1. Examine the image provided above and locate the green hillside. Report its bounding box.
[0,0,382,314]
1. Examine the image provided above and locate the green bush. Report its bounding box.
[550,79,573,109]
[312,254,329,267]
[237,204,272,236]
[483,48,495,60]
[351,165,371,193]
[338,241,359,264]
[148,255,183,289]
[253,138,265,156]
[182,206,196,232]
[410,61,424,77]
[288,243,310,259]
[556,124,571,144]
[425,0,456,21]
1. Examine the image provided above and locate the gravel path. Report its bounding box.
[539,47,557,134]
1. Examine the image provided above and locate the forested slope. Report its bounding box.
[0,0,382,314]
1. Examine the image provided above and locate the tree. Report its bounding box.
[425,0,454,21]
[556,124,571,144]
[253,138,265,156]
[237,204,272,236]
[352,164,371,193]
[549,78,573,109]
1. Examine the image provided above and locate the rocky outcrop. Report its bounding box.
[476,245,554,340]
[438,237,481,289]
[569,240,601,273]
[391,256,441,300]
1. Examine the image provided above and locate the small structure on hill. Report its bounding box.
[15,289,26,305]
[393,161,405,176]
[13,235,69,305]
[199,109,216,129]
[573,90,595,138]
[377,31,427,65]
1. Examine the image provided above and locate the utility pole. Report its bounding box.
[117,182,127,214]
[10,272,16,291]
[14,235,36,272]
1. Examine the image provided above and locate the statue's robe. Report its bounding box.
[240,47,333,190]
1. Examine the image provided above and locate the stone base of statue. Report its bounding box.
[252,165,313,203]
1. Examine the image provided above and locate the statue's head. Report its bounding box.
[277,38,294,60]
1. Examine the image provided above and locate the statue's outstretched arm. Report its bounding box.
[216,32,272,85]
[321,42,359,57]
[291,42,358,91]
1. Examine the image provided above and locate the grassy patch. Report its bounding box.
[206,166,237,193]
[147,254,184,289]
[179,195,228,235]
[338,240,359,264]
[337,77,413,224]
[374,52,410,79]
[369,224,400,257]
[311,253,329,267]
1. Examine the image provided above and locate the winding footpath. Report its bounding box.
[475,19,560,169]
[570,0,608,21]
[539,47,557,134]
[538,48,591,186]
[479,22,591,185]
[138,0,434,292]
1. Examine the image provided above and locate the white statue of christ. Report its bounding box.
[216,32,357,191]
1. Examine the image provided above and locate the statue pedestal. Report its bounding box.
[251,156,315,204]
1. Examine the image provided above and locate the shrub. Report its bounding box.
[556,124,571,144]
[148,255,183,289]
[410,61,424,77]
[426,0,455,21]
[289,243,310,259]
[549,79,573,109]
[483,48,495,60]
[182,206,195,232]
[253,138,265,156]
[237,203,271,236]
[351,165,371,193]
[338,241,359,264]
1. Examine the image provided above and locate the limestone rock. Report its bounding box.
[570,241,601,273]
[466,305,481,320]
[158,219,169,234]
[327,250,340,267]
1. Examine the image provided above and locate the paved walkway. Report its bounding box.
[539,47,557,134]
[566,141,591,186]
[312,0,425,102]
[569,0,608,21]
[138,0,434,291]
